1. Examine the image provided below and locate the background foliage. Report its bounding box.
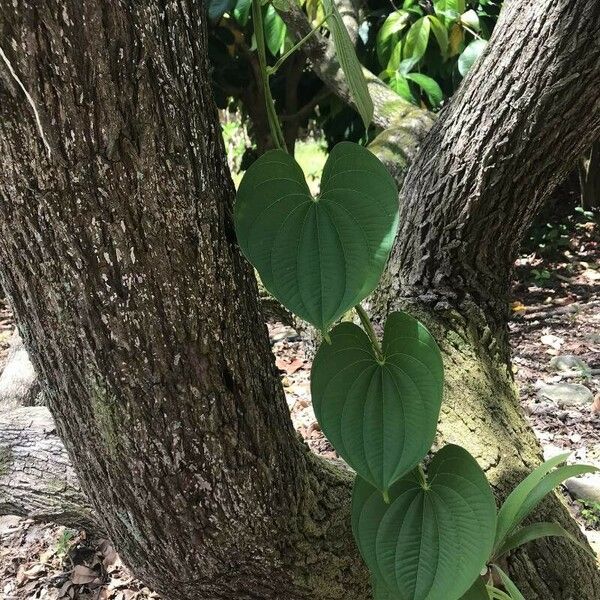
[207,0,502,154]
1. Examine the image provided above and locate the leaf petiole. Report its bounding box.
[417,464,429,489]
[354,304,384,361]
[252,0,287,151]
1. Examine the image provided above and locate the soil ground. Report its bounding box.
[0,214,598,599]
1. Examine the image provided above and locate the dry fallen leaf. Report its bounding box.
[17,562,46,584]
[58,580,74,599]
[71,564,99,585]
[275,356,305,375]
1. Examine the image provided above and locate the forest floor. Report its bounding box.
[0,213,598,599]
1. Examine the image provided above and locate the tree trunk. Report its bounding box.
[373,0,600,597]
[0,3,368,600]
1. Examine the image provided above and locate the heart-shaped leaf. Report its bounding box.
[460,577,491,600]
[352,445,497,600]
[234,142,398,331]
[375,575,491,600]
[311,311,443,493]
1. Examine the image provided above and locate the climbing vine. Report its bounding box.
[233,2,598,598]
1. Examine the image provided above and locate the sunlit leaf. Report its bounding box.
[460,9,480,32]
[405,72,444,108]
[427,15,449,59]
[386,42,404,71]
[389,73,416,103]
[264,5,287,55]
[233,0,252,25]
[377,11,411,67]
[402,16,431,70]
[458,39,487,76]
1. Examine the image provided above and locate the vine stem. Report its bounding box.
[354,304,384,361]
[267,12,333,76]
[252,0,287,151]
[417,464,429,489]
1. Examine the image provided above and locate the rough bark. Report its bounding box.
[0,330,40,411]
[0,406,98,531]
[0,3,368,600]
[387,0,600,324]
[372,0,600,597]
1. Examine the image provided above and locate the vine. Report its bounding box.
[232,2,598,598]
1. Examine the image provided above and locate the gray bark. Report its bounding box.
[0,330,40,411]
[372,0,600,597]
[0,3,367,600]
[0,406,97,531]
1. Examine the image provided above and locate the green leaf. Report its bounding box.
[495,453,569,548]
[494,453,599,552]
[460,577,491,600]
[486,587,513,600]
[458,39,487,76]
[233,0,252,24]
[208,0,236,21]
[264,5,287,55]
[427,15,449,59]
[386,42,404,71]
[495,521,596,559]
[376,11,411,67]
[322,0,374,128]
[491,565,525,600]
[372,577,395,600]
[234,142,398,332]
[402,16,431,70]
[311,311,443,492]
[405,73,444,108]
[434,0,461,23]
[374,575,492,600]
[352,445,497,600]
[460,9,480,31]
[389,73,416,104]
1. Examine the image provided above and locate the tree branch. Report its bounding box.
[378,0,600,324]
[277,0,434,133]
